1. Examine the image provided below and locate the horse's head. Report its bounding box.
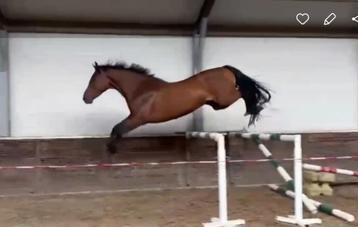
[83,62,111,104]
[238,72,271,126]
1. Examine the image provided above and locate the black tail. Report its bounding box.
[224,65,271,126]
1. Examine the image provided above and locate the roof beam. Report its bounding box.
[7,20,193,36]
[207,25,358,38]
[4,19,357,38]
[194,0,216,33]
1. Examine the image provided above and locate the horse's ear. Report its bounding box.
[93,61,99,71]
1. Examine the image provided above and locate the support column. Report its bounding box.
[191,0,215,131]
[0,29,9,136]
[192,18,208,131]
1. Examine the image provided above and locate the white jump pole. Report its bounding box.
[239,133,322,226]
[186,132,245,227]
[293,135,303,221]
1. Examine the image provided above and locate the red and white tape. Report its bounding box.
[0,155,357,171]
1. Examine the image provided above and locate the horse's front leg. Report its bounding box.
[107,116,143,154]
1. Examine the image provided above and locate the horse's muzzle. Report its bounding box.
[83,96,93,104]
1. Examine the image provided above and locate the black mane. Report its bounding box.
[94,61,153,77]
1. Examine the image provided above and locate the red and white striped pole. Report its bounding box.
[303,163,358,177]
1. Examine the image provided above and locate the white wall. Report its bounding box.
[203,38,358,133]
[9,33,192,137]
[9,34,358,137]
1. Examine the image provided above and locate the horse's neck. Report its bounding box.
[107,69,150,100]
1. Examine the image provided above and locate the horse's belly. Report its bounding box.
[148,90,206,123]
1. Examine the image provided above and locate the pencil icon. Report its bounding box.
[324,13,336,26]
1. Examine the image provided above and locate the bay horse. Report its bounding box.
[83,62,271,153]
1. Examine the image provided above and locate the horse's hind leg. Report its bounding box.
[107,116,142,153]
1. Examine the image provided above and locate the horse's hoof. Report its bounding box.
[106,144,117,154]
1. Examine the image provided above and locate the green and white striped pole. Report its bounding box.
[268,184,355,223]
[251,137,317,214]
[237,133,322,225]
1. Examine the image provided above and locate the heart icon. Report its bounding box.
[296,13,310,25]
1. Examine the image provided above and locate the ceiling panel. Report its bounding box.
[210,0,358,28]
[0,0,357,37]
[0,0,202,24]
